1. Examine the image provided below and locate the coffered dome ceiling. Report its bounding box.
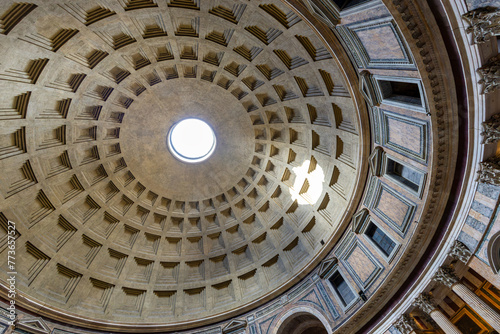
[0,0,366,329]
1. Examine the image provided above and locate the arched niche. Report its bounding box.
[487,231,500,274]
[275,307,331,334]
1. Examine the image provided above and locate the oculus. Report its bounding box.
[168,118,216,163]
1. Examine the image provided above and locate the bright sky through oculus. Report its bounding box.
[290,160,325,205]
[168,118,216,163]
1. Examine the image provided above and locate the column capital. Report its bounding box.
[449,240,472,263]
[478,54,500,94]
[481,114,500,144]
[478,157,500,185]
[462,7,500,44]
[394,314,419,334]
[433,267,459,288]
[413,293,437,315]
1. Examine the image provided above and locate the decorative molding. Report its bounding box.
[359,71,379,107]
[16,317,51,334]
[318,257,338,278]
[352,208,370,234]
[301,0,339,28]
[370,107,382,145]
[368,147,384,177]
[222,319,247,334]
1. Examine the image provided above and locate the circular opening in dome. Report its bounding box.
[167,118,216,163]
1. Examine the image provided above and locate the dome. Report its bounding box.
[0,0,365,329]
[0,0,499,333]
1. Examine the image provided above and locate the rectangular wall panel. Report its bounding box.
[380,109,429,164]
[365,177,416,237]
